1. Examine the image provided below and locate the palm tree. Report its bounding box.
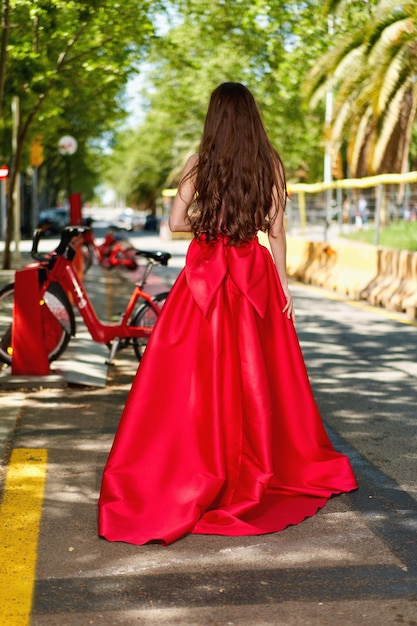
[307,0,417,177]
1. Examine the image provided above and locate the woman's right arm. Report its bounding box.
[169,155,198,233]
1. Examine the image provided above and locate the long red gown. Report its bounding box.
[98,235,358,545]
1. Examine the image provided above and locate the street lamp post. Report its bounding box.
[0,165,8,239]
[324,15,334,241]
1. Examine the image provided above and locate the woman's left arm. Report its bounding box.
[267,191,296,324]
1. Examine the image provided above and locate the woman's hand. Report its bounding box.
[282,288,296,325]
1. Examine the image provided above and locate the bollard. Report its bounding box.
[382,250,411,310]
[11,265,50,375]
[69,192,82,225]
[303,242,326,284]
[368,249,395,306]
[401,251,417,318]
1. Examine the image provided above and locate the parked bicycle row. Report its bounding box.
[0,225,172,369]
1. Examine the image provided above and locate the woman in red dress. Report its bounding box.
[98,82,358,546]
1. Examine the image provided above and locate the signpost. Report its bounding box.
[30,136,44,231]
[58,135,78,157]
[58,136,81,225]
[58,135,78,197]
[0,165,8,239]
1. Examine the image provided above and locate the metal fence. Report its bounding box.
[286,171,417,244]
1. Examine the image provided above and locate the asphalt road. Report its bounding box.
[1,231,417,625]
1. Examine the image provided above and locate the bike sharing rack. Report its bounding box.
[5,258,110,390]
[0,193,85,388]
[6,263,68,388]
[0,195,117,389]
[12,264,49,375]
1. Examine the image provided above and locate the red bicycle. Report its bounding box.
[81,223,139,272]
[0,226,171,366]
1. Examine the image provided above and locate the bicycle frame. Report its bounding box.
[82,228,137,270]
[41,250,163,345]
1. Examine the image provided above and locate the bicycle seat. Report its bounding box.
[62,225,91,238]
[136,250,171,266]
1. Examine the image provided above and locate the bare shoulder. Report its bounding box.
[178,154,198,191]
[184,153,198,173]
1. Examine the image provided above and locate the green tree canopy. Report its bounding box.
[0,0,160,266]
[105,0,332,210]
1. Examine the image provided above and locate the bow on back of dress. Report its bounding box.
[185,237,269,318]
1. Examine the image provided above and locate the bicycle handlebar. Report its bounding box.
[31,228,46,261]
[31,226,91,262]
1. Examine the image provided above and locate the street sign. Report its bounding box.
[30,136,44,168]
[0,165,9,179]
[58,135,78,156]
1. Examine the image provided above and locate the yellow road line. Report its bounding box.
[0,448,48,626]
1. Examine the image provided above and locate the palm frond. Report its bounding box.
[333,46,365,81]
[375,50,406,114]
[371,82,408,171]
[305,34,367,99]
[330,98,353,148]
[348,106,373,176]
[369,16,414,56]
[307,0,417,176]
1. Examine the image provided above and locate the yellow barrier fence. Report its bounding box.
[285,236,417,318]
[259,231,417,318]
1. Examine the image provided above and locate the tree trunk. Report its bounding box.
[0,0,10,119]
[2,140,24,269]
[2,92,46,268]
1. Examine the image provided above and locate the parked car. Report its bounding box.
[112,208,145,231]
[38,207,70,235]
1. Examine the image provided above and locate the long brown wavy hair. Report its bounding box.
[181,82,287,244]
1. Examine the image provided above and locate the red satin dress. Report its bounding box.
[98,235,358,545]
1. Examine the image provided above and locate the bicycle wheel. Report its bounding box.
[131,291,169,361]
[0,282,74,365]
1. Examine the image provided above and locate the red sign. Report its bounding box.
[0,165,8,180]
